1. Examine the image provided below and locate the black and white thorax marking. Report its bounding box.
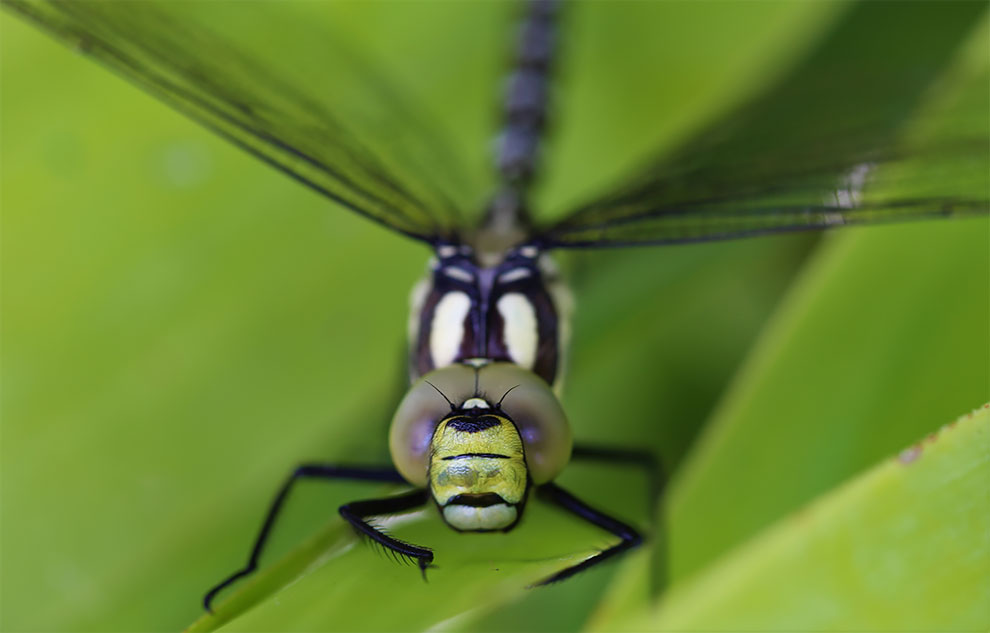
[409,243,571,389]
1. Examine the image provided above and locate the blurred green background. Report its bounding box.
[2,2,987,631]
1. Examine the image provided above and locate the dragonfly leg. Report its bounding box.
[570,444,667,590]
[339,490,434,577]
[531,482,642,586]
[203,463,406,612]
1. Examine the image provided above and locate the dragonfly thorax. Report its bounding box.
[408,243,571,389]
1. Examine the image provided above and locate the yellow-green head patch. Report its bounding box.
[428,409,528,531]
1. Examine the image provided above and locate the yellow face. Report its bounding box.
[428,406,529,532]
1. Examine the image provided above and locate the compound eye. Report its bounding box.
[389,364,477,486]
[475,363,571,483]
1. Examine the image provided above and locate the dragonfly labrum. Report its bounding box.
[5,0,987,618]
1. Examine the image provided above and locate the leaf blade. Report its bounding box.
[639,405,990,631]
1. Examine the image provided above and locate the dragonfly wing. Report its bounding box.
[6,0,470,243]
[538,1,989,249]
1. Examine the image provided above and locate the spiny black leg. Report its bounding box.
[203,463,405,613]
[531,482,642,586]
[339,489,433,577]
[571,444,667,591]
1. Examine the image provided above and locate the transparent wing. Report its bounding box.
[539,1,989,249]
[6,0,473,243]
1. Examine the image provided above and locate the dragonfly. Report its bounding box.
[7,0,987,616]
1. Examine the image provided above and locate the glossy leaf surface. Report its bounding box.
[635,406,990,631]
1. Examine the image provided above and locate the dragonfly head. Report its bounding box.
[390,361,571,532]
[428,399,529,531]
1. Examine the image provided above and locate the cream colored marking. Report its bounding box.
[519,245,539,258]
[443,266,474,283]
[462,397,490,409]
[498,267,531,284]
[463,358,490,369]
[497,292,538,369]
[438,245,458,258]
[442,504,517,531]
[429,291,472,368]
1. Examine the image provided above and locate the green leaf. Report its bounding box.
[666,217,990,584]
[589,16,989,622]
[189,500,617,631]
[587,215,988,631]
[636,405,990,631]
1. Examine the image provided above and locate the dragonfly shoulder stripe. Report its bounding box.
[429,291,472,369]
[496,293,538,370]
